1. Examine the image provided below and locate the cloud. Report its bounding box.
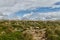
[16,7,60,14]
[23,13,33,17]
[54,2,60,5]
[22,12,60,20]
[0,0,60,13]
[0,0,60,20]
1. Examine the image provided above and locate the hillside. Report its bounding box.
[0,20,60,40]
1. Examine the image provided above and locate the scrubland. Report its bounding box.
[0,20,60,40]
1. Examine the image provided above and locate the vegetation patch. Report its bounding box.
[0,20,60,40]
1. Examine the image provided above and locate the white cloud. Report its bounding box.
[22,11,60,20]
[23,12,33,17]
[0,0,60,19]
[0,0,60,13]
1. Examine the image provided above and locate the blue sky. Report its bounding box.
[0,0,60,20]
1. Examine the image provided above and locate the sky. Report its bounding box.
[0,0,60,20]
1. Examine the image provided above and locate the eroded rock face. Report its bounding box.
[23,27,47,40]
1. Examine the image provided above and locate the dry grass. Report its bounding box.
[0,20,59,40]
